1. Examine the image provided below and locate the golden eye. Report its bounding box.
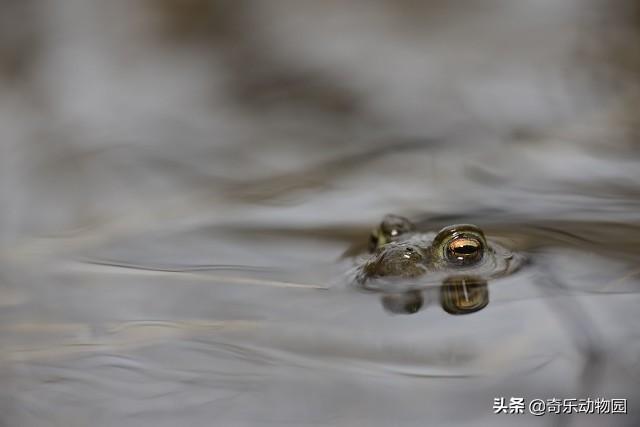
[445,236,483,265]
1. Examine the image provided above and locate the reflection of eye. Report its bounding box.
[440,276,488,315]
[381,291,424,315]
[445,235,483,265]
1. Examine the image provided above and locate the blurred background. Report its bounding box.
[1,1,639,426]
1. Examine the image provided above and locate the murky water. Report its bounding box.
[1,1,640,426]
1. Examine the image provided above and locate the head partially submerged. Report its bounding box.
[356,215,521,291]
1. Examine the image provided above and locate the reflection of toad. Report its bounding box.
[381,276,489,315]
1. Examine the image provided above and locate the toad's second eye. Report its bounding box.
[446,236,483,265]
[369,214,416,251]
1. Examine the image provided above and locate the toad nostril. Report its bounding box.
[401,245,424,261]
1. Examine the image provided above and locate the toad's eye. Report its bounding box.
[369,214,416,251]
[445,236,483,265]
[433,224,487,266]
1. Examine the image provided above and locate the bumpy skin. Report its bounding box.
[356,215,520,291]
